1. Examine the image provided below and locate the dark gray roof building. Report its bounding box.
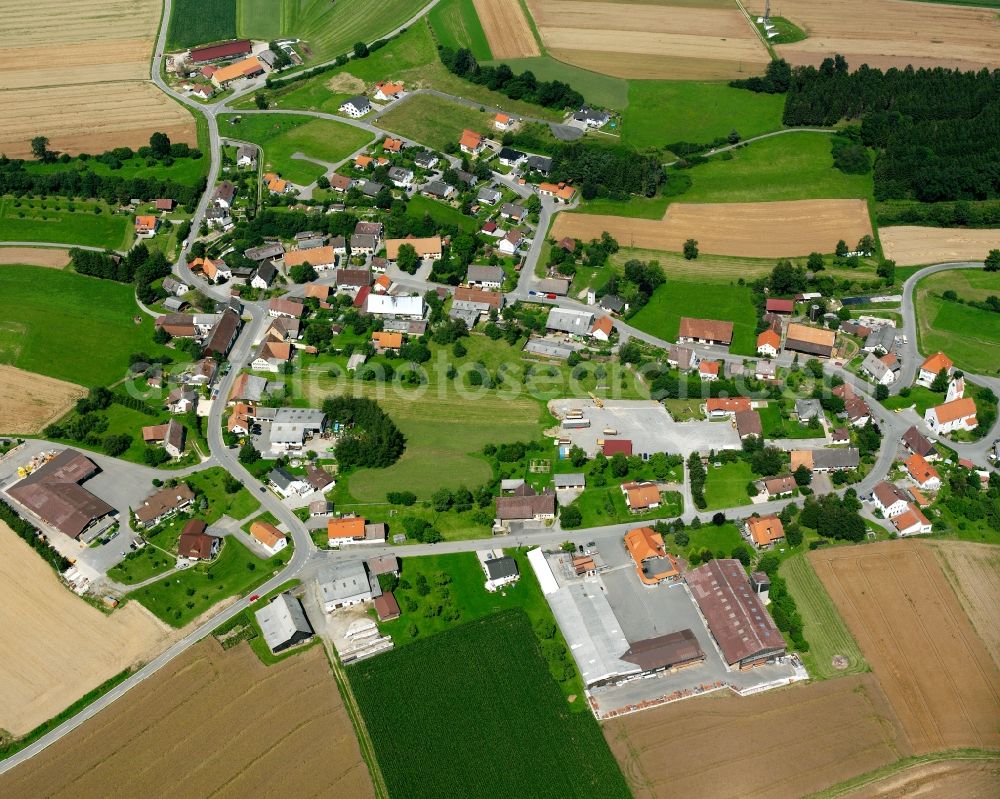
[255,592,314,653]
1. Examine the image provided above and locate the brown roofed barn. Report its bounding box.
[678,317,734,346]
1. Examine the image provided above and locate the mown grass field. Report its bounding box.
[675,132,873,204]
[376,93,498,152]
[492,56,629,110]
[623,80,785,152]
[702,460,756,510]
[24,154,208,188]
[167,0,237,49]
[781,554,868,680]
[0,265,171,386]
[406,193,478,232]
[223,114,373,184]
[128,537,289,627]
[682,522,745,560]
[0,197,131,250]
[304,333,646,500]
[429,0,493,61]
[236,0,282,40]
[915,269,1000,375]
[349,610,632,799]
[572,486,683,528]
[629,278,759,355]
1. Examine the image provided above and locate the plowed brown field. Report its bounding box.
[810,541,1000,754]
[879,227,1000,267]
[605,674,910,799]
[926,540,1000,670]
[0,521,169,737]
[526,0,769,79]
[0,641,375,799]
[0,0,195,158]
[0,365,86,435]
[745,0,1000,72]
[474,0,540,58]
[0,248,69,268]
[551,199,872,257]
[839,757,1000,799]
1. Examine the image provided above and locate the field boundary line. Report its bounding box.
[806,748,1000,799]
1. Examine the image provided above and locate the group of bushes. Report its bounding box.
[323,397,405,469]
[439,47,583,110]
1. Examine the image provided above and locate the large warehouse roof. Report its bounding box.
[685,559,785,667]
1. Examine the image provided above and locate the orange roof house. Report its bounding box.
[590,316,613,339]
[624,526,680,585]
[921,352,953,375]
[211,56,263,86]
[622,481,661,511]
[374,81,404,99]
[757,329,781,354]
[227,401,254,434]
[459,129,484,152]
[249,520,286,550]
[327,516,365,544]
[355,155,373,169]
[494,113,513,129]
[372,331,403,350]
[374,274,392,293]
[699,360,721,378]
[267,177,288,193]
[905,453,941,488]
[538,182,576,202]
[790,450,813,472]
[304,283,330,300]
[383,137,403,152]
[746,515,785,548]
[706,397,751,415]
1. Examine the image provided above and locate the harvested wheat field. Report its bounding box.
[746,0,1000,72]
[552,199,871,257]
[0,522,170,737]
[879,226,1000,267]
[525,0,769,79]
[605,674,910,799]
[926,540,1000,670]
[0,366,86,435]
[474,0,540,58]
[0,0,196,158]
[0,248,70,268]
[0,640,375,799]
[838,756,1000,799]
[810,541,1000,754]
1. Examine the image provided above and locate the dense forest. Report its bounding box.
[735,58,1000,201]
[322,397,405,469]
[439,47,584,110]
[550,141,664,200]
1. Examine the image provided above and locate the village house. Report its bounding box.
[918,351,953,386]
[765,298,794,315]
[872,481,911,517]
[698,360,721,382]
[141,419,186,458]
[902,425,937,460]
[365,293,426,319]
[494,113,514,131]
[165,387,197,414]
[744,515,785,549]
[678,317,733,347]
[413,151,439,169]
[537,182,576,203]
[374,81,405,101]
[211,56,264,87]
[236,144,257,168]
[624,526,679,584]
[760,475,796,499]
[466,265,504,289]
[178,520,219,560]
[891,504,933,536]
[591,316,613,342]
[498,229,525,256]
[546,307,594,336]
[497,147,526,168]
[705,397,751,418]
[459,129,485,155]
[499,203,527,222]
[212,180,237,209]
[372,331,403,352]
[134,215,159,238]
[784,323,836,358]
[622,481,661,512]
[340,95,372,117]
[256,592,313,653]
[863,326,897,354]
[905,453,941,491]
[249,520,288,557]
[268,297,305,319]
[924,397,977,435]
[757,329,781,357]
[450,286,503,327]
[388,166,414,188]
[861,352,899,385]
[735,410,763,440]
[494,485,555,528]
[133,483,196,528]
[422,180,455,200]
[385,236,442,262]
[269,467,310,498]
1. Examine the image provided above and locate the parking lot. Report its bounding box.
[549,399,740,457]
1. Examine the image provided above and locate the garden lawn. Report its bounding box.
[349,609,631,799]
[128,537,290,627]
[0,197,131,250]
[223,114,373,185]
[758,402,825,439]
[781,553,868,679]
[376,94,498,153]
[406,193,478,232]
[109,542,175,585]
[629,279,759,355]
[492,57,629,110]
[674,132,873,204]
[0,265,171,385]
[624,81,785,152]
[184,466,261,523]
[881,386,945,415]
[167,0,236,49]
[429,0,493,61]
[682,521,744,560]
[915,269,1000,375]
[703,460,756,510]
[571,487,683,528]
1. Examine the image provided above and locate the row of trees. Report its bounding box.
[0,499,71,572]
[550,141,664,200]
[439,47,584,110]
[70,244,171,304]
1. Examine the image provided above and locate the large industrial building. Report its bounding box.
[685,559,786,669]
